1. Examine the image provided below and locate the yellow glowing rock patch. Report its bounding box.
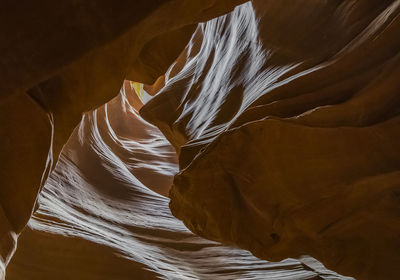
[130,81,144,102]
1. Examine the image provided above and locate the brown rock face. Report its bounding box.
[0,0,246,276]
[6,84,348,279]
[2,0,399,279]
[140,1,400,279]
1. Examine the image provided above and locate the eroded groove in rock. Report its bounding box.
[140,1,400,279]
[6,84,348,279]
[2,0,399,279]
[0,1,248,274]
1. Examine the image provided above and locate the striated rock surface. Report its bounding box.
[2,0,399,278]
[6,84,349,279]
[140,1,400,279]
[0,1,246,275]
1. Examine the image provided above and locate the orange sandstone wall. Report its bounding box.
[140,1,400,279]
[0,1,246,277]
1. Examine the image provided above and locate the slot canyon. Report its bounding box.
[1,1,399,279]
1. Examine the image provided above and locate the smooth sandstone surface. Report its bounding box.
[0,1,246,276]
[1,0,399,279]
[6,84,349,279]
[140,1,400,279]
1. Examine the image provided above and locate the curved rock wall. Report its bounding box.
[0,1,246,276]
[6,84,349,279]
[140,1,400,279]
[2,1,399,278]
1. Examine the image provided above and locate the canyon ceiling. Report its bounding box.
[1,1,399,279]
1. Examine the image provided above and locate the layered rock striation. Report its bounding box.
[2,0,399,279]
[6,84,348,279]
[140,1,400,279]
[0,1,246,276]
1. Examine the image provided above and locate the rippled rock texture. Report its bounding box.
[2,0,399,279]
[141,1,400,279]
[0,0,245,276]
[6,85,348,279]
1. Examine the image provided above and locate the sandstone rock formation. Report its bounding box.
[140,1,400,279]
[0,1,245,277]
[6,84,349,279]
[2,0,399,279]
